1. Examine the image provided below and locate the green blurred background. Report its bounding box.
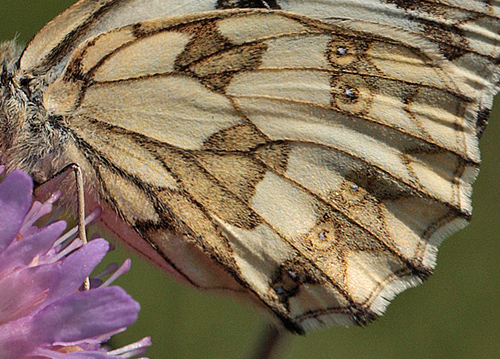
[1,1,499,358]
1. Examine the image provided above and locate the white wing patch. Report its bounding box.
[77,77,244,150]
[92,31,192,81]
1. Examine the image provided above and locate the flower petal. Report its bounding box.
[32,287,140,345]
[0,316,33,359]
[47,239,109,301]
[0,221,66,274]
[0,171,33,251]
[0,266,53,324]
[31,347,115,359]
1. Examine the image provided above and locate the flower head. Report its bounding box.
[0,169,150,358]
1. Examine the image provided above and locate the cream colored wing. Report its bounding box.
[20,0,216,75]
[21,0,278,75]
[22,0,500,104]
[219,0,500,137]
[40,9,499,332]
[20,0,500,142]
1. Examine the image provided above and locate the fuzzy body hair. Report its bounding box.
[0,41,69,185]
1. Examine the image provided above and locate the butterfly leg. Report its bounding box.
[34,163,89,290]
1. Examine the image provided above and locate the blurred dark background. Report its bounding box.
[1,1,499,358]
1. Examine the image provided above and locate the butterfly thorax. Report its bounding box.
[0,41,67,185]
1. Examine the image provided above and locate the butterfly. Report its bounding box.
[0,0,499,334]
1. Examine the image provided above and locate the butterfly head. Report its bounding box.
[0,41,56,183]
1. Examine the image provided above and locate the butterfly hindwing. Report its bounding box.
[35,8,494,331]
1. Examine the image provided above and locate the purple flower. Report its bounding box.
[0,169,150,358]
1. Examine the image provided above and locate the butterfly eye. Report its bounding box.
[19,77,31,88]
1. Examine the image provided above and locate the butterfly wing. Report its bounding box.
[19,0,218,75]
[20,0,277,75]
[22,1,500,91]
[37,8,499,332]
